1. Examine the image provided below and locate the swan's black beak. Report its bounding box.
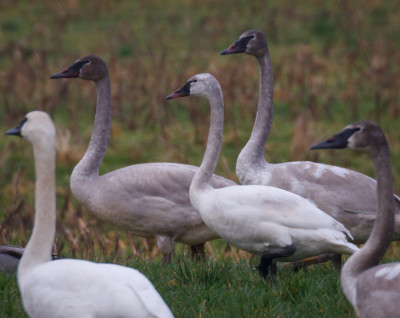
[50,60,89,79]
[6,117,27,137]
[220,35,254,55]
[310,128,360,150]
[166,82,191,100]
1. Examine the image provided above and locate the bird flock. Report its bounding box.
[2,29,399,318]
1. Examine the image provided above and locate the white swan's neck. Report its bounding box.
[237,53,273,176]
[341,142,394,306]
[190,88,224,208]
[18,136,56,285]
[72,76,111,179]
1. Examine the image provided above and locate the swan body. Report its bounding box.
[221,30,400,244]
[20,259,173,318]
[50,55,236,262]
[190,183,357,261]
[166,73,358,277]
[0,246,24,273]
[311,121,400,317]
[7,111,174,318]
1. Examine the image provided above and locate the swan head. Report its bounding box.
[166,73,221,100]
[6,111,55,146]
[50,54,108,82]
[310,120,387,155]
[220,30,268,58]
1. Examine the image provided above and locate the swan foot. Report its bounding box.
[162,253,172,264]
[190,244,206,260]
[258,244,296,284]
[292,253,342,272]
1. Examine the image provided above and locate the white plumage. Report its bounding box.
[221,30,400,249]
[7,111,173,318]
[166,73,358,278]
[50,55,236,263]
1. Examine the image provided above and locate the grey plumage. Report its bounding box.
[221,30,400,246]
[0,246,24,273]
[312,121,400,318]
[50,55,236,262]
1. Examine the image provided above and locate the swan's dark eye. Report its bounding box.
[189,80,197,84]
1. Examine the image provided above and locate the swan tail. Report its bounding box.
[319,229,360,255]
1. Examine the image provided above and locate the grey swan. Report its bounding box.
[166,73,358,280]
[7,111,174,318]
[0,246,59,274]
[221,30,400,265]
[311,120,400,318]
[0,246,24,274]
[50,55,236,263]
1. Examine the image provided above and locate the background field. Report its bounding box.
[0,0,399,317]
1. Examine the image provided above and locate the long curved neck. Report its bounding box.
[73,76,111,178]
[341,141,394,306]
[190,89,224,197]
[237,51,273,170]
[18,138,56,284]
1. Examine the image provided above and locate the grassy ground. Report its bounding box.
[0,0,399,317]
[1,257,356,318]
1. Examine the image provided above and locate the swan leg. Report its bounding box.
[190,243,206,260]
[257,244,296,280]
[292,253,342,272]
[156,235,174,264]
[162,253,172,264]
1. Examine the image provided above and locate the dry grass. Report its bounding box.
[0,0,399,262]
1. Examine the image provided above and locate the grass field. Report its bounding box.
[0,1,399,317]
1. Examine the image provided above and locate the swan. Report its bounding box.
[0,246,59,274]
[6,111,174,318]
[50,55,236,263]
[311,120,400,318]
[166,73,358,279]
[220,30,400,265]
[0,246,24,274]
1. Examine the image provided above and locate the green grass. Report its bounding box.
[0,257,354,318]
[0,1,399,317]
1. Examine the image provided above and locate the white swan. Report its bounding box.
[220,30,400,257]
[6,111,174,318]
[166,73,358,278]
[311,121,400,318]
[50,55,236,263]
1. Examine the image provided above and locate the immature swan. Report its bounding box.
[166,73,358,279]
[311,121,400,318]
[0,246,24,274]
[50,55,236,263]
[221,30,400,257]
[7,111,174,318]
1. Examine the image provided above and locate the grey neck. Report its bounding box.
[73,76,111,178]
[365,145,395,257]
[191,89,224,192]
[341,141,394,305]
[237,52,273,168]
[18,138,56,283]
